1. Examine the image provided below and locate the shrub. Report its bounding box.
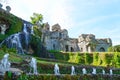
[112,52,120,67]
[84,53,93,65]
[93,52,99,65]
[68,53,82,63]
[0,10,23,36]
[108,45,120,52]
[50,52,120,68]
[30,35,48,58]
[16,74,120,80]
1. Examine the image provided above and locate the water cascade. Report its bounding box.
[31,25,34,35]
[0,22,33,54]
[0,53,11,74]
[71,66,75,75]
[23,23,30,49]
[23,24,29,45]
[0,33,24,54]
[54,64,60,75]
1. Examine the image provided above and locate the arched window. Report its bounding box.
[53,44,55,50]
[71,47,74,52]
[0,27,1,33]
[65,45,69,52]
[81,48,83,52]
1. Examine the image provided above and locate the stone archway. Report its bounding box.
[99,47,105,52]
[70,47,74,52]
[53,44,55,50]
[65,45,69,52]
[0,26,1,32]
[80,48,83,52]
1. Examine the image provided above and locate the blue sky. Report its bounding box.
[1,0,120,45]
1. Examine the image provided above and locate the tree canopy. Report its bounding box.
[30,13,43,25]
[108,45,120,52]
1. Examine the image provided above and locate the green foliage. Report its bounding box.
[33,25,42,38]
[0,47,23,62]
[30,13,44,38]
[93,52,114,66]
[6,18,22,35]
[18,74,120,80]
[17,73,28,80]
[108,45,120,52]
[30,35,48,58]
[5,74,120,80]
[112,52,120,67]
[50,52,69,61]
[68,52,93,64]
[0,9,23,41]
[68,53,81,63]
[84,53,93,64]
[93,52,99,65]
[104,53,113,65]
[48,50,61,53]
[0,34,8,42]
[3,71,13,80]
[30,13,43,25]
[108,46,113,52]
[51,52,120,68]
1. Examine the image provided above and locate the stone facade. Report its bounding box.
[78,34,112,52]
[42,23,112,52]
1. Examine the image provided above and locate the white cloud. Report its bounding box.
[47,0,74,29]
[6,0,74,30]
[1,0,120,45]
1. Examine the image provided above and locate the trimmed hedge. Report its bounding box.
[51,52,120,68]
[4,73,120,80]
[0,48,23,62]
[35,63,120,75]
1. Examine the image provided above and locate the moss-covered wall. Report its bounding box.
[0,8,23,42]
[30,35,49,58]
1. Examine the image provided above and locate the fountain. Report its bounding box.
[71,66,75,75]
[102,69,105,75]
[92,68,96,74]
[12,33,23,52]
[29,57,38,75]
[0,19,34,54]
[82,68,87,74]
[0,53,11,74]
[110,69,113,75]
[54,64,60,75]
[0,33,24,54]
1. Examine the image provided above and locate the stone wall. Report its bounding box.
[78,34,112,52]
[42,23,112,52]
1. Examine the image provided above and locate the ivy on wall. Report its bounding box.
[0,8,23,41]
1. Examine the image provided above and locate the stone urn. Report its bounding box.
[0,3,3,8]
[6,6,11,12]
